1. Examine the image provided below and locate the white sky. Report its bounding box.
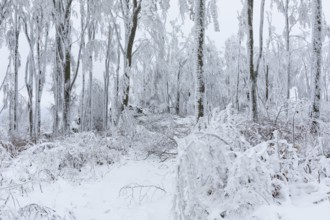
[1,0,330,116]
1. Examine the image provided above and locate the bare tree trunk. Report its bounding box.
[265,65,269,102]
[285,0,291,114]
[104,25,112,131]
[311,0,323,134]
[112,41,121,126]
[87,1,95,131]
[194,0,206,121]
[13,11,20,133]
[235,35,242,111]
[247,0,258,122]
[122,0,141,110]
[53,34,61,136]
[34,19,48,138]
[176,65,182,115]
[255,0,265,76]
[63,49,71,134]
[79,2,86,132]
[81,69,85,131]
[25,55,33,139]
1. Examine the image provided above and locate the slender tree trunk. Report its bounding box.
[236,35,242,111]
[265,65,269,102]
[87,1,95,131]
[63,49,71,133]
[311,0,323,134]
[255,0,265,76]
[247,0,258,122]
[104,26,112,131]
[285,0,291,113]
[176,68,182,115]
[79,2,86,132]
[13,11,20,133]
[54,41,60,136]
[81,69,85,131]
[112,42,121,126]
[88,54,93,130]
[194,0,206,121]
[25,55,33,139]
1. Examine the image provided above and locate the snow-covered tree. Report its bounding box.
[179,0,219,121]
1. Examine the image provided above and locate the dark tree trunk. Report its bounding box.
[265,65,269,102]
[63,49,71,133]
[13,14,20,133]
[311,0,323,134]
[247,0,258,122]
[122,0,141,111]
[195,0,205,121]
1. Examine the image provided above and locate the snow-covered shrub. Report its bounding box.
[175,105,304,220]
[18,204,64,220]
[1,133,121,188]
[116,112,180,159]
[132,125,177,159]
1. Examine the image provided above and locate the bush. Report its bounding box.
[174,105,312,220]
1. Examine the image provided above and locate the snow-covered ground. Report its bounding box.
[5,158,176,220]
[252,181,330,220]
[3,156,330,220]
[2,113,330,220]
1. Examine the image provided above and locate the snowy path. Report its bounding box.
[14,158,177,220]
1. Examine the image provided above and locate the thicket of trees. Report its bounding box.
[0,0,327,140]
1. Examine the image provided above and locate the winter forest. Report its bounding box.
[1,0,330,219]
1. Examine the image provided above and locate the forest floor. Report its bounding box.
[1,113,330,219]
[11,157,177,220]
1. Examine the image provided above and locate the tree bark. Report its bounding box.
[195,0,206,121]
[13,11,20,133]
[247,0,258,122]
[311,0,323,134]
[122,0,141,110]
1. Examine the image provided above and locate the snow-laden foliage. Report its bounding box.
[174,105,330,220]
[0,133,121,188]
[116,111,193,160]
